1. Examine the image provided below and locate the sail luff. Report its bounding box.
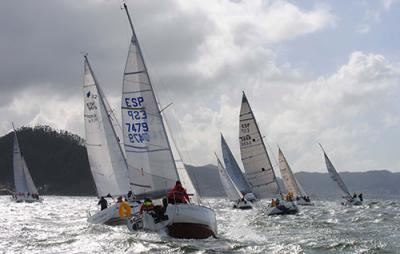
[278,148,303,197]
[239,92,281,198]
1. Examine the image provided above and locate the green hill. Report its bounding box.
[0,125,96,195]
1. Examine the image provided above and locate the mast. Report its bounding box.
[242,91,283,197]
[122,3,179,180]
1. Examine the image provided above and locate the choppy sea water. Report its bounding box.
[0,196,399,253]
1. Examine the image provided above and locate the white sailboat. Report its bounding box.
[239,92,298,215]
[121,3,217,238]
[319,144,363,206]
[221,133,256,202]
[216,153,252,209]
[11,124,41,203]
[278,148,314,206]
[83,56,140,225]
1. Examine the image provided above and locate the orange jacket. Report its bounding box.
[167,186,189,203]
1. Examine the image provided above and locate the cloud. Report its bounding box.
[356,0,397,33]
[1,0,399,173]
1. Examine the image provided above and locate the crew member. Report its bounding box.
[140,198,154,214]
[167,181,189,204]
[98,196,108,210]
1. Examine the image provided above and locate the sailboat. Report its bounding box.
[121,3,217,238]
[220,133,256,202]
[239,92,298,215]
[216,153,252,209]
[11,124,41,203]
[319,144,363,206]
[83,56,140,225]
[278,148,314,206]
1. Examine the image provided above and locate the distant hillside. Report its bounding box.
[1,126,399,199]
[0,125,96,195]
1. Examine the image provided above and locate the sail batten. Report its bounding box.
[239,92,280,198]
[83,57,131,197]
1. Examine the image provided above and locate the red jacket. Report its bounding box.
[167,186,189,204]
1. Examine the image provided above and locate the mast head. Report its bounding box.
[241,91,248,102]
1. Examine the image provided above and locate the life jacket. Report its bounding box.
[140,201,154,213]
[167,186,189,203]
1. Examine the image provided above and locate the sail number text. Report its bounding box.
[125,96,150,143]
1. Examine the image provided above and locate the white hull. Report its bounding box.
[11,195,42,203]
[243,193,256,202]
[127,204,217,239]
[87,201,140,226]
[267,201,299,215]
[233,200,253,210]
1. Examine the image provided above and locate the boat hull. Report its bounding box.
[296,199,314,206]
[87,201,140,226]
[128,203,217,239]
[11,195,42,203]
[342,198,362,206]
[233,200,253,210]
[267,201,299,216]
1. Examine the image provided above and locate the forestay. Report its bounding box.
[278,148,306,197]
[121,32,179,198]
[83,57,130,197]
[13,131,38,194]
[239,92,280,198]
[221,134,253,195]
[165,117,200,204]
[320,145,352,198]
[216,155,242,201]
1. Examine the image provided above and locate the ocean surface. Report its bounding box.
[0,196,399,253]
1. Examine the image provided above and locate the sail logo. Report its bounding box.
[86,102,97,111]
[239,135,252,146]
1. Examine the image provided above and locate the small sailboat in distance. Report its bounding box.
[215,153,252,209]
[11,124,41,203]
[239,92,298,215]
[221,133,256,202]
[83,55,140,225]
[319,144,363,206]
[121,3,217,238]
[278,147,314,206]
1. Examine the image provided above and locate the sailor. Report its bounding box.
[98,196,108,210]
[140,198,154,214]
[167,181,189,204]
[127,190,134,201]
[358,193,363,201]
[117,196,123,203]
[271,199,277,207]
[353,192,357,199]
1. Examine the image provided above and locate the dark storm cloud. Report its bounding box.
[0,0,212,107]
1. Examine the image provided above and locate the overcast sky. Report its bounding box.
[1,0,399,173]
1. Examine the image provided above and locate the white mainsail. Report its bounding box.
[83,56,131,197]
[121,17,179,199]
[221,133,252,195]
[239,92,280,198]
[12,129,38,194]
[320,144,352,198]
[216,154,242,201]
[278,148,306,197]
